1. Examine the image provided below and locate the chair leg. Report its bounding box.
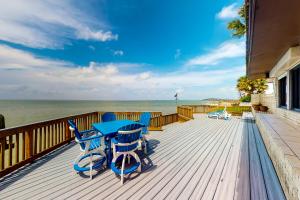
[74,152,84,164]
[89,154,93,180]
[128,154,131,164]
[121,154,126,185]
[138,140,142,151]
[144,141,148,155]
[99,149,107,167]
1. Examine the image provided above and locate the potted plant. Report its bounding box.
[260,105,268,112]
[252,104,261,111]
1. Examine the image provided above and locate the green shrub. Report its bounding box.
[240,95,251,102]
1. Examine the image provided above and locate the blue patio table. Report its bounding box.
[92,120,144,167]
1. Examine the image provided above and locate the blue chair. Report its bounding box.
[111,124,142,185]
[139,112,151,134]
[208,109,224,119]
[138,112,151,154]
[68,120,106,179]
[208,107,231,120]
[101,112,116,122]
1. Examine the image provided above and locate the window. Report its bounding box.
[291,66,300,110]
[279,76,287,107]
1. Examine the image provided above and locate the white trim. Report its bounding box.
[118,128,143,134]
[114,141,139,146]
[278,73,287,80]
[270,46,300,78]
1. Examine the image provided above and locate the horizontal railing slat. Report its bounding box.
[182,105,251,115]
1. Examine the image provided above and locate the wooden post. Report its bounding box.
[65,121,71,141]
[95,112,99,123]
[15,133,19,163]
[0,138,5,170]
[25,129,33,159]
[8,135,13,166]
[0,114,5,129]
[159,114,163,129]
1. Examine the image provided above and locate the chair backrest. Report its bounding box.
[68,119,85,149]
[139,112,151,134]
[116,124,142,152]
[139,112,151,126]
[102,112,116,122]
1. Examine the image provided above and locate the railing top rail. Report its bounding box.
[0,111,163,138]
[161,113,178,117]
[0,111,99,137]
[101,111,162,115]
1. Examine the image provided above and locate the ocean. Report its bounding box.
[0,100,209,128]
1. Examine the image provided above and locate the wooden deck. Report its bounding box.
[0,114,285,200]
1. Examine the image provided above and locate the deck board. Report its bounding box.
[213,120,243,200]
[0,114,285,200]
[248,121,268,200]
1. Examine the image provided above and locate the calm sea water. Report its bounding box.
[0,100,209,128]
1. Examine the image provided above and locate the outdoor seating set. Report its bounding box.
[207,107,232,120]
[68,112,151,184]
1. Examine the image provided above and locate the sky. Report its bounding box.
[0,0,245,100]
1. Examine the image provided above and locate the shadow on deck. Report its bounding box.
[0,114,285,200]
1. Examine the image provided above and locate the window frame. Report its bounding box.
[278,76,287,108]
[291,65,300,111]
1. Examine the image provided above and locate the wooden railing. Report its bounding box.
[97,111,164,131]
[161,113,179,126]
[0,111,178,177]
[177,106,194,121]
[0,112,99,177]
[183,105,252,116]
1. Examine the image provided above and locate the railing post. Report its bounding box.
[65,121,71,141]
[95,112,99,123]
[25,129,33,159]
[0,114,5,129]
[0,138,5,170]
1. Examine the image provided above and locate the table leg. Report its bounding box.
[104,137,112,168]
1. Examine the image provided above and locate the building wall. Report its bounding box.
[252,92,300,126]
[251,46,300,125]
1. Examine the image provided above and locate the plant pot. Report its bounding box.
[260,106,268,112]
[252,105,261,111]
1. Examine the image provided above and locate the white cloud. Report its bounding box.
[113,50,124,56]
[138,72,152,80]
[216,4,239,20]
[76,28,118,42]
[0,45,245,100]
[175,88,184,95]
[0,0,117,48]
[186,40,245,66]
[0,45,70,69]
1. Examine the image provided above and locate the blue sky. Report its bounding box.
[0,0,245,100]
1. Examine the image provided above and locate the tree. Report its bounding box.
[227,4,246,38]
[236,76,254,97]
[236,76,268,97]
[253,79,268,94]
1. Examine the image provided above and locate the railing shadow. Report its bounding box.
[0,138,161,188]
[145,139,160,156]
[73,139,160,182]
[0,142,77,191]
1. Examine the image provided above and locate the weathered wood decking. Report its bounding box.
[0,114,285,200]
